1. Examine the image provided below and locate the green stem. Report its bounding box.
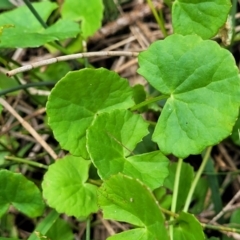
[183,147,212,212]
[22,0,48,29]
[86,217,91,240]
[87,179,103,187]
[5,156,48,169]
[170,158,183,240]
[159,206,240,234]
[146,0,168,37]
[0,81,56,96]
[202,223,240,234]
[129,94,169,111]
[159,206,178,218]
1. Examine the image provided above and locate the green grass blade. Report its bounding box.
[28,210,59,240]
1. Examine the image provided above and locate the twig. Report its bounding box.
[6,51,139,77]
[89,2,163,43]
[0,98,58,159]
[1,108,46,135]
[210,189,240,223]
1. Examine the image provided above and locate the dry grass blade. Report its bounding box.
[0,98,58,160]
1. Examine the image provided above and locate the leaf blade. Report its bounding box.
[138,34,240,158]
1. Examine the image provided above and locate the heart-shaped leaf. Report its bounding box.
[98,174,169,240]
[42,155,98,218]
[61,0,103,38]
[172,0,231,39]
[87,109,169,190]
[0,169,45,218]
[138,34,240,158]
[47,68,134,158]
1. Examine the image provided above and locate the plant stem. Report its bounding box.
[202,222,240,234]
[129,94,169,111]
[0,81,56,96]
[86,217,91,240]
[183,147,212,212]
[146,0,168,37]
[22,0,71,55]
[87,179,103,186]
[159,206,240,234]
[5,156,48,169]
[169,158,183,240]
[22,0,48,29]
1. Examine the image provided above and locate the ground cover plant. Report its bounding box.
[1,0,240,239]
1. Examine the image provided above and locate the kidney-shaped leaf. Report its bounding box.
[98,174,169,240]
[42,155,98,218]
[61,0,103,38]
[0,169,45,218]
[138,34,240,158]
[87,109,169,190]
[0,2,80,48]
[172,0,231,39]
[47,68,134,158]
[173,212,205,240]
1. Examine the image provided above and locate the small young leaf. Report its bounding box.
[0,169,45,218]
[61,0,104,38]
[42,155,98,218]
[138,34,240,158]
[172,0,231,39]
[173,212,205,240]
[98,174,169,240]
[87,109,169,190]
[47,68,134,158]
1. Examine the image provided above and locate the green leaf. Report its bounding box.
[230,209,240,225]
[44,19,80,40]
[173,212,205,240]
[98,174,169,240]
[132,84,147,113]
[42,155,98,218]
[0,169,45,218]
[0,238,21,240]
[138,34,240,158]
[153,187,172,210]
[191,178,208,214]
[46,218,73,240]
[0,2,57,29]
[87,109,169,190]
[172,0,231,39]
[61,0,104,38]
[230,113,240,145]
[0,72,19,95]
[46,68,134,158]
[0,0,14,10]
[0,3,80,48]
[164,162,194,211]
